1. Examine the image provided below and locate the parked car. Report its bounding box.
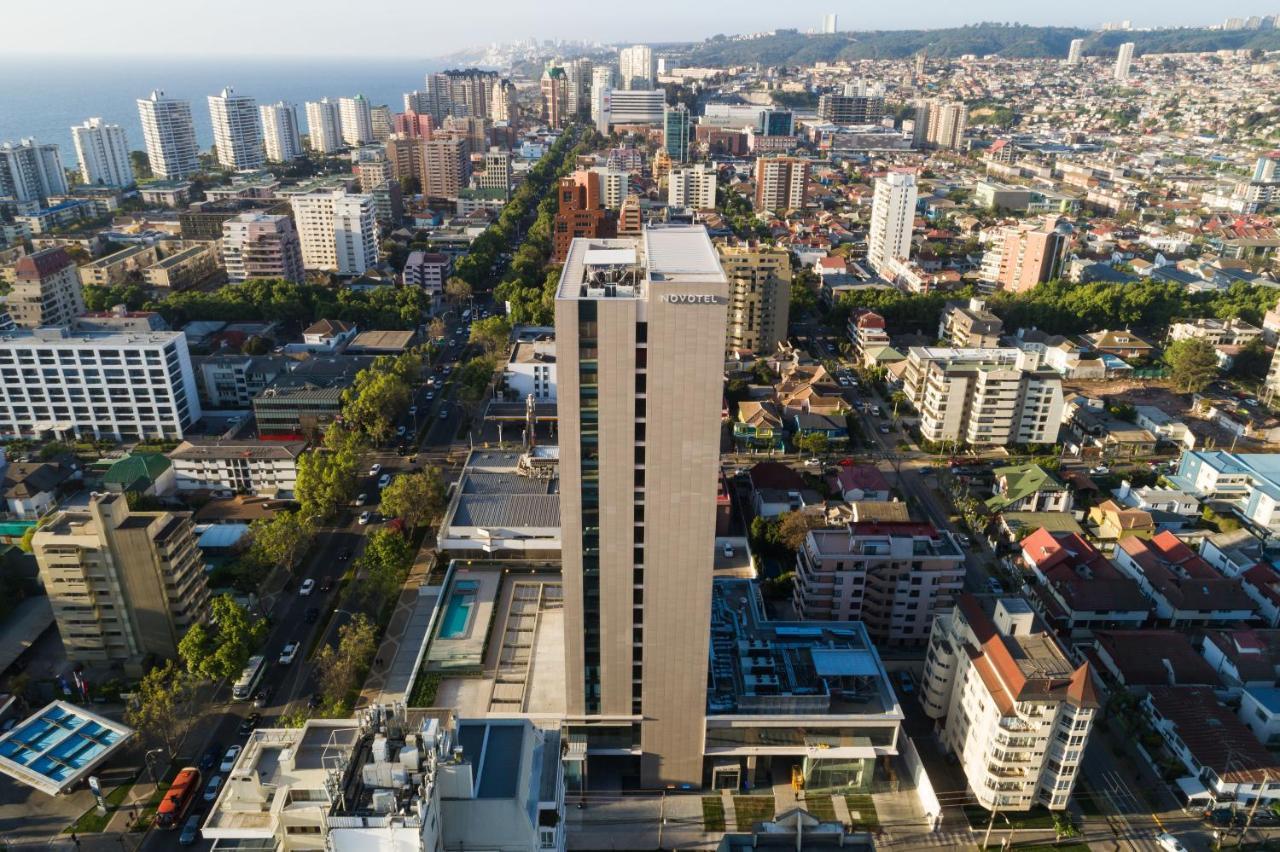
[252,689,270,709]
[368,463,382,476]
[987,577,1004,594]
[722,542,734,558]
[1155,833,1189,852]
[358,511,372,525]
[1090,465,1110,475]
[378,473,392,489]
[396,425,407,437]
[409,405,418,416]
[320,575,334,591]
[219,745,242,773]
[355,493,368,506]
[199,743,220,772]
[238,713,261,736]
[179,813,202,846]
[896,671,914,694]
[278,642,300,665]
[803,458,823,468]
[298,578,315,596]
[203,776,223,803]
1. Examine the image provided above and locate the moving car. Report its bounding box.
[396,425,406,437]
[1155,833,1189,852]
[378,473,392,489]
[803,458,822,468]
[298,578,315,596]
[409,405,417,416]
[252,689,270,709]
[178,814,202,846]
[320,575,334,590]
[438,408,450,419]
[199,744,220,772]
[219,745,242,773]
[237,713,260,736]
[368,463,382,476]
[358,511,372,525]
[278,642,300,665]
[355,493,368,506]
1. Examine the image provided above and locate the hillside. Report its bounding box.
[680,23,1280,65]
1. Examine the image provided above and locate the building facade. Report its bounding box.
[663,105,690,163]
[289,190,378,275]
[552,171,617,263]
[913,100,968,150]
[423,137,470,201]
[259,102,304,162]
[168,438,304,496]
[867,172,917,274]
[221,213,304,283]
[6,248,86,330]
[71,119,134,188]
[208,87,264,171]
[618,45,655,90]
[0,139,69,204]
[718,242,791,357]
[338,95,375,146]
[753,156,808,211]
[304,99,343,154]
[137,91,199,179]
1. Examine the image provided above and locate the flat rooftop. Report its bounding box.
[438,450,560,553]
[556,225,725,300]
[0,701,134,796]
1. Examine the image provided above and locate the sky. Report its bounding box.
[4,1,1274,58]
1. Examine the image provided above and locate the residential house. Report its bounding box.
[748,461,814,518]
[986,464,1071,514]
[1020,528,1150,635]
[1201,528,1268,578]
[733,400,786,452]
[1,460,77,518]
[1088,500,1155,543]
[1113,532,1258,627]
[1092,630,1222,691]
[1080,329,1155,360]
[1200,629,1280,690]
[1240,686,1280,747]
[830,465,891,502]
[1133,406,1195,450]
[102,453,175,497]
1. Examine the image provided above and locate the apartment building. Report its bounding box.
[555,226,727,787]
[1067,38,1085,64]
[1167,317,1263,347]
[168,438,305,497]
[795,521,965,644]
[717,242,791,358]
[541,67,568,129]
[1113,531,1257,627]
[208,87,264,171]
[938,298,1003,348]
[753,156,808,211]
[424,137,470,201]
[1115,42,1135,81]
[403,251,450,304]
[866,172,917,274]
[618,45,654,90]
[338,95,374,146]
[667,163,717,210]
[0,139,69,204]
[289,190,378,275]
[259,102,303,162]
[33,492,209,669]
[0,328,201,440]
[137,91,199,179]
[6,247,86,330]
[551,171,616,263]
[71,118,134,188]
[982,223,1067,293]
[921,596,1098,811]
[478,148,514,199]
[221,213,304,283]
[193,353,286,409]
[913,100,968,150]
[817,93,886,125]
[902,347,1064,447]
[304,99,343,154]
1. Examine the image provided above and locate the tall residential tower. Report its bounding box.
[71,119,134,187]
[137,91,199,179]
[208,87,264,170]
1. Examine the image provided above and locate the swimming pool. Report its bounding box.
[439,581,479,639]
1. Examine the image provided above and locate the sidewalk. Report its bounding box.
[357,540,436,708]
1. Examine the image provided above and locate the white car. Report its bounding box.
[278,642,300,665]
[358,511,372,525]
[378,473,392,489]
[368,463,382,476]
[299,579,315,596]
[219,744,241,773]
[355,493,368,506]
[1090,465,1110,475]
[1155,833,1188,852]
[203,775,223,802]
[803,458,823,468]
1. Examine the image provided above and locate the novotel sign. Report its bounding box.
[660,294,723,305]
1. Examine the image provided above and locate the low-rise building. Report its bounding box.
[505,338,557,402]
[986,464,1071,514]
[141,241,221,290]
[168,439,305,497]
[1020,528,1150,636]
[193,354,289,409]
[436,449,560,556]
[938,298,1003,348]
[1113,531,1257,627]
[921,596,1097,811]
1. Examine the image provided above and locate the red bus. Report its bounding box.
[156,766,201,829]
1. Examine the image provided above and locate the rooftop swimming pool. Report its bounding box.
[439,580,479,639]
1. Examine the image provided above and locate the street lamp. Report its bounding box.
[144,747,166,786]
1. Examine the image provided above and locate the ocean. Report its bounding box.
[0,56,444,165]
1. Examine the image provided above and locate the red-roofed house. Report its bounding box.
[1241,563,1280,628]
[1021,528,1150,635]
[829,464,891,501]
[1113,532,1258,626]
[1092,630,1221,690]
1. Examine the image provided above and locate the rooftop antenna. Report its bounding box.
[525,393,537,450]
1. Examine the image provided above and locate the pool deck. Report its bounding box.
[425,569,502,670]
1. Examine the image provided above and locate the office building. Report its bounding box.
[817,93,885,125]
[983,223,1067,293]
[761,109,795,137]
[1067,38,1085,64]
[602,89,664,126]
[33,493,209,669]
[476,147,513,199]
[618,44,654,90]
[207,87,263,171]
[221,213,304,283]
[617,194,642,237]
[823,12,838,33]
[663,105,690,162]
[753,156,808,211]
[259,101,303,162]
[541,66,568,129]
[555,225,728,787]
[168,438,305,497]
[866,171,917,273]
[423,137,470,201]
[71,119,134,188]
[718,242,791,357]
[667,163,717,210]
[901,347,1065,447]
[304,98,343,154]
[913,100,968,150]
[551,170,617,262]
[6,247,86,330]
[921,596,1097,810]
[0,139,68,204]
[137,91,199,179]
[338,95,375,146]
[490,78,519,127]
[1115,42,1135,81]
[797,521,965,644]
[289,190,378,275]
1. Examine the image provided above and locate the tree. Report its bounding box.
[125,660,195,755]
[777,511,824,551]
[359,527,414,604]
[1164,338,1219,393]
[178,595,267,683]
[796,432,830,456]
[1230,337,1270,380]
[343,371,411,444]
[379,467,447,529]
[313,614,378,714]
[248,511,316,575]
[296,432,363,520]
[428,317,447,340]
[469,316,512,355]
[445,276,472,306]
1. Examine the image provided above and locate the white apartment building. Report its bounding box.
[619,44,654,90]
[137,91,199,179]
[304,99,343,154]
[1067,38,1084,64]
[602,89,665,125]
[867,172,917,274]
[208,87,264,171]
[1115,42,1135,81]
[505,338,557,402]
[168,439,305,497]
[0,139,69,204]
[590,167,629,209]
[921,596,1098,811]
[289,190,378,276]
[0,328,201,441]
[902,347,1065,447]
[259,102,303,162]
[590,66,614,127]
[338,95,374,146]
[71,119,134,188]
[667,163,717,209]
